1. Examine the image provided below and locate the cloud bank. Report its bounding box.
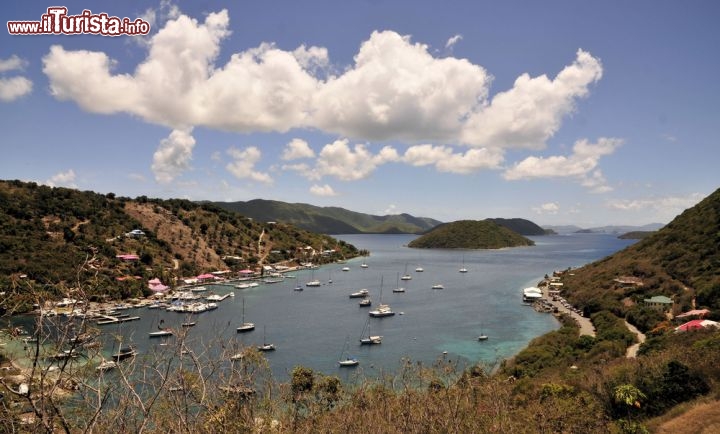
[43,9,602,150]
[41,8,614,190]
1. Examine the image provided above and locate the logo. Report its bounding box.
[8,7,151,36]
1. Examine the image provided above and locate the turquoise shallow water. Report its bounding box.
[5,233,635,382]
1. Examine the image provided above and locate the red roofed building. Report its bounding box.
[675,319,719,332]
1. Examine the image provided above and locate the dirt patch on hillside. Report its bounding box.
[651,400,720,434]
[123,202,224,271]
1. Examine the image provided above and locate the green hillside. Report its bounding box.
[487,217,548,235]
[408,219,535,249]
[0,180,360,306]
[212,199,441,234]
[618,231,655,240]
[561,186,720,329]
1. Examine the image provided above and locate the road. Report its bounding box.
[542,287,596,337]
[624,321,646,358]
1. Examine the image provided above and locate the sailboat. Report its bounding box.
[359,318,382,345]
[306,269,321,287]
[338,338,359,367]
[149,317,173,338]
[369,276,395,318]
[477,322,488,341]
[293,275,303,291]
[400,263,412,280]
[236,298,255,333]
[459,256,468,273]
[257,326,275,351]
[392,272,405,293]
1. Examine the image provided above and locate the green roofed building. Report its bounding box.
[644,295,674,312]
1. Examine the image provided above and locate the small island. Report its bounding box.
[408,220,535,249]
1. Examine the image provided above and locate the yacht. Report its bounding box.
[338,357,359,367]
[431,284,444,290]
[349,289,369,298]
[149,329,173,338]
[369,304,395,317]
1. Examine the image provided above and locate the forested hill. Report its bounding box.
[212,199,441,234]
[408,220,535,249]
[0,180,360,302]
[562,186,720,323]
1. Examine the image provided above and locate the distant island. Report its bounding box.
[408,220,535,249]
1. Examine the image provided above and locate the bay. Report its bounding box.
[7,233,635,382]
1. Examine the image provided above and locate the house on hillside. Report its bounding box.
[125,229,145,238]
[644,295,674,312]
[675,319,719,332]
[613,276,644,289]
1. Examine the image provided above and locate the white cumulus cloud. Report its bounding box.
[607,193,705,212]
[226,146,273,184]
[282,138,315,160]
[503,137,622,192]
[0,76,32,102]
[309,184,337,196]
[0,55,27,72]
[462,49,603,149]
[402,144,504,173]
[151,128,196,184]
[45,169,77,188]
[532,202,560,215]
[313,30,491,142]
[310,139,399,181]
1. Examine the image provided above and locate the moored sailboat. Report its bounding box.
[257,326,275,351]
[359,318,382,345]
[338,338,359,367]
[369,277,395,318]
[237,297,255,333]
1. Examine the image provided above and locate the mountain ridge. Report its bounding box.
[212,199,442,234]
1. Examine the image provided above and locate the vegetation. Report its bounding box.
[619,231,656,240]
[0,180,362,308]
[408,220,535,249]
[559,187,720,326]
[487,217,548,236]
[212,199,442,234]
[2,183,720,432]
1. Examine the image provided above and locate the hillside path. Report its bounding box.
[625,321,646,358]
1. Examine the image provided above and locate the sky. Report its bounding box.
[1,0,719,227]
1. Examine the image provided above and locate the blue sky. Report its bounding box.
[1,1,718,227]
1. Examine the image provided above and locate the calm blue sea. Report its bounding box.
[8,233,635,382]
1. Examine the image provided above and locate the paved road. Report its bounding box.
[542,287,596,337]
[625,321,646,358]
